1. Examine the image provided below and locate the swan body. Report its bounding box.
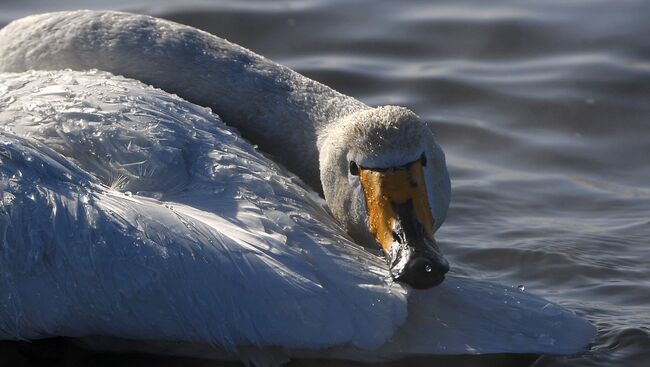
[0,11,595,365]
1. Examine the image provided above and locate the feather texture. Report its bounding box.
[0,70,407,354]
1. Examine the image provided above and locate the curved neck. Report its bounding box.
[0,10,368,189]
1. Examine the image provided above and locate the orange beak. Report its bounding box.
[357,155,449,288]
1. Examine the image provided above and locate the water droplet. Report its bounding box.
[425,264,432,273]
[517,284,525,292]
[80,194,90,204]
[2,192,15,206]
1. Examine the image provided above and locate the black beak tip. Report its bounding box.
[395,256,450,289]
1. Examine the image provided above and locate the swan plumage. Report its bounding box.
[0,70,406,352]
[0,10,594,365]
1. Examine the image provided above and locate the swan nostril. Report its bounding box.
[392,230,403,244]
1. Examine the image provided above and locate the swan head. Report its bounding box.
[319,106,451,289]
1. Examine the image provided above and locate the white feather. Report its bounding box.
[0,70,407,351]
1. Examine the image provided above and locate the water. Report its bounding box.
[1,0,649,366]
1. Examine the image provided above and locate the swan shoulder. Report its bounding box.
[0,70,407,351]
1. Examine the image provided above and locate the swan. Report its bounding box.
[1,10,453,288]
[0,10,594,365]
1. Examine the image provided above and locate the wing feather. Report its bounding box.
[0,70,407,352]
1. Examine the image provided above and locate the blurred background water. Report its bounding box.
[1,0,649,366]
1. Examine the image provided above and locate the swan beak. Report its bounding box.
[359,158,449,289]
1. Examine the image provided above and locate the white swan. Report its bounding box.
[0,10,594,365]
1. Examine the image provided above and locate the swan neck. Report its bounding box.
[0,10,368,190]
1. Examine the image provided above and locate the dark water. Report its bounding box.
[1,0,649,366]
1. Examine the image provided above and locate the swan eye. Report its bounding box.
[349,161,359,176]
[420,153,427,167]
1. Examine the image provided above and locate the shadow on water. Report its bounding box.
[0,338,540,367]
